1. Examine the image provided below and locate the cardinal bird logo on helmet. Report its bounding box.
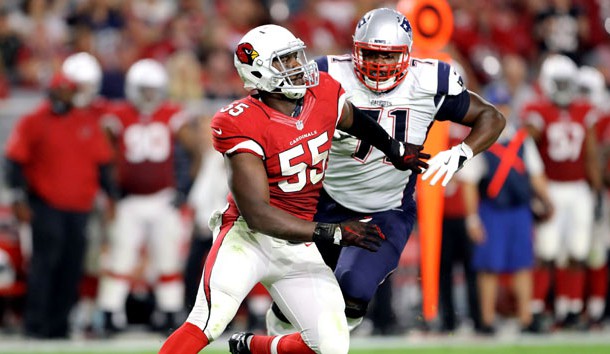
[236,43,259,65]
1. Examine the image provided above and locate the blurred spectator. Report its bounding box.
[200,46,245,100]
[461,87,553,334]
[7,0,70,88]
[522,54,603,329]
[533,0,591,63]
[484,54,536,121]
[0,6,23,88]
[486,2,536,59]
[166,50,203,103]
[284,0,347,57]
[212,0,269,50]
[96,59,199,335]
[438,123,482,334]
[3,72,116,338]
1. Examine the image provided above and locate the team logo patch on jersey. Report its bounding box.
[236,43,259,65]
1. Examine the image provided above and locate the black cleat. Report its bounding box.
[476,324,496,336]
[229,332,254,354]
[521,313,546,334]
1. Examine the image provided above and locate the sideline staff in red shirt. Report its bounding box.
[3,72,117,338]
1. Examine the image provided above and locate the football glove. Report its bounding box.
[313,219,385,252]
[387,140,430,174]
[422,142,474,186]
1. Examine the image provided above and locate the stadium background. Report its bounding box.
[0,0,610,353]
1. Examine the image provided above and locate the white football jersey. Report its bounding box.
[319,54,467,212]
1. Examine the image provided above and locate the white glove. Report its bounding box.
[421,142,473,186]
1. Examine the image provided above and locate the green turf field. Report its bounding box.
[3,345,610,354]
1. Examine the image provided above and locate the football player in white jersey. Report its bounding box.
[266,7,506,334]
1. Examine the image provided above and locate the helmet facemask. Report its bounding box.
[539,54,578,108]
[549,77,577,107]
[73,81,101,108]
[270,45,319,99]
[125,59,168,114]
[353,42,410,92]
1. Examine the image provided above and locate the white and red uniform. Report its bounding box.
[97,101,190,316]
[522,99,597,262]
[185,73,349,350]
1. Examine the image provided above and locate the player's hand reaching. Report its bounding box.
[313,219,385,252]
[387,140,430,174]
[422,142,474,186]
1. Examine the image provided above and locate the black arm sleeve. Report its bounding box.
[4,158,28,190]
[343,104,394,156]
[173,141,194,202]
[435,90,471,122]
[98,163,120,200]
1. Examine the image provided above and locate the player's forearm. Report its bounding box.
[530,173,551,203]
[461,182,479,219]
[98,163,120,201]
[240,202,316,242]
[462,108,505,156]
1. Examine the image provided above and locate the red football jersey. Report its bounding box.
[105,101,188,195]
[212,72,346,222]
[5,102,113,211]
[521,99,597,182]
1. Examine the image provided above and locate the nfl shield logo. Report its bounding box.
[296,120,304,130]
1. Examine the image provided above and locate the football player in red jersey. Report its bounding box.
[96,59,199,334]
[157,24,443,354]
[579,65,610,327]
[522,54,603,329]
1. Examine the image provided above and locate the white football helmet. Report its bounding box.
[539,54,578,107]
[62,52,102,107]
[352,8,413,92]
[234,24,319,100]
[577,66,607,109]
[125,59,168,114]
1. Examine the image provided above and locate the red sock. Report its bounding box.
[250,333,315,354]
[250,335,274,354]
[158,322,209,354]
[555,268,571,299]
[567,268,585,300]
[277,333,315,354]
[533,266,550,302]
[587,266,608,298]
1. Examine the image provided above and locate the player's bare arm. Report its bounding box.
[585,125,603,192]
[227,152,317,241]
[459,91,506,155]
[226,152,384,251]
